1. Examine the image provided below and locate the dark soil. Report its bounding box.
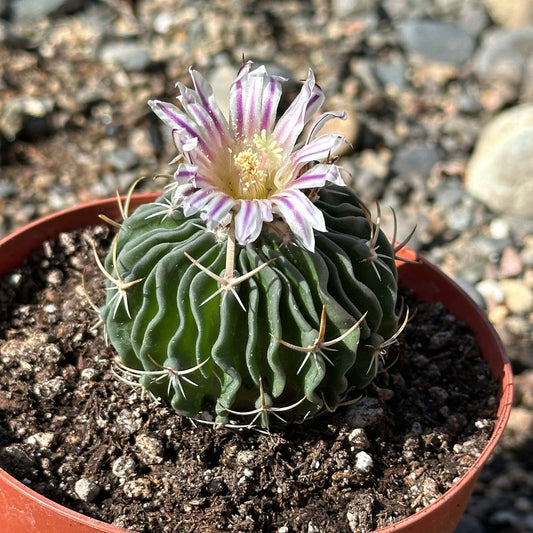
[0,226,499,533]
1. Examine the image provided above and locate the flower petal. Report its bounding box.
[149,100,211,156]
[234,200,265,244]
[189,67,230,135]
[229,61,252,138]
[202,194,236,228]
[272,190,326,251]
[291,164,345,189]
[306,111,347,145]
[289,133,345,173]
[174,163,198,185]
[272,69,318,152]
[260,73,285,133]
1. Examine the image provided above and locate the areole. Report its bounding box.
[0,195,513,533]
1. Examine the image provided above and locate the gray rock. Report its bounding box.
[390,144,440,177]
[331,0,376,18]
[0,180,17,200]
[458,3,491,37]
[103,148,139,171]
[466,104,533,217]
[99,41,152,72]
[397,20,476,66]
[473,28,533,85]
[10,0,85,22]
[373,60,408,90]
[433,181,465,209]
[74,478,100,503]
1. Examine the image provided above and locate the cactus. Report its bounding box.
[97,62,400,428]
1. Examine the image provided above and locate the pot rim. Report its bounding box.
[0,195,513,533]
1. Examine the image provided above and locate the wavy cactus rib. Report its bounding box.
[100,183,399,428]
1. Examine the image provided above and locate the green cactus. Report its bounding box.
[97,62,401,428]
[100,184,399,428]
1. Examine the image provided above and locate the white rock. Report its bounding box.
[466,104,533,217]
[355,451,373,473]
[482,0,533,28]
[74,478,100,502]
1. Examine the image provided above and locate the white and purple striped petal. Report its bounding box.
[272,190,326,250]
[234,201,266,244]
[291,164,344,190]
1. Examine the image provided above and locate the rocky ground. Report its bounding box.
[0,0,532,532]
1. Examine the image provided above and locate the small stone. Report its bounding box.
[355,451,373,473]
[390,144,440,177]
[74,478,100,503]
[476,279,505,307]
[10,0,84,22]
[482,0,533,28]
[112,456,137,479]
[499,246,523,277]
[466,104,533,217]
[474,28,533,86]
[102,148,139,171]
[99,41,151,71]
[26,432,54,449]
[0,180,17,199]
[500,279,533,314]
[123,477,152,500]
[135,434,164,464]
[34,376,66,398]
[374,60,408,90]
[347,428,370,450]
[397,20,475,66]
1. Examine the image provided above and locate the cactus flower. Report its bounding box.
[149,61,346,251]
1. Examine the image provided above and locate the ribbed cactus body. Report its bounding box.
[101,184,399,427]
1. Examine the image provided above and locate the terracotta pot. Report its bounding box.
[0,196,513,533]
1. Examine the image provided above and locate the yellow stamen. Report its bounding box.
[233,148,268,199]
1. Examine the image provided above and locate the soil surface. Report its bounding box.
[0,226,498,533]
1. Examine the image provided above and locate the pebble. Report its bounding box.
[390,144,440,177]
[466,104,533,217]
[10,0,83,22]
[25,432,54,449]
[474,28,533,87]
[347,428,370,450]
[102,147,140,171]
[112,456,137,479]
[476,279,505,307]
[134,434,164,464]
[499,279,533,314]
[355,451,373,473]
[397,20,475,66]
[74,478,100,503]
[482,0,533,28]
[123,477,152,500]
[99,41,152,71]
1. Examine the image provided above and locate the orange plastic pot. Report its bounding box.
[0,196,513,533]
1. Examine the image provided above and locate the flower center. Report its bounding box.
[233,148,268,199]
[226,130,284,201]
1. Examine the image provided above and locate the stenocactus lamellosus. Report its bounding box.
[95,61,406,429]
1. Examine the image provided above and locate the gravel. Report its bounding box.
[1,1,532,532]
